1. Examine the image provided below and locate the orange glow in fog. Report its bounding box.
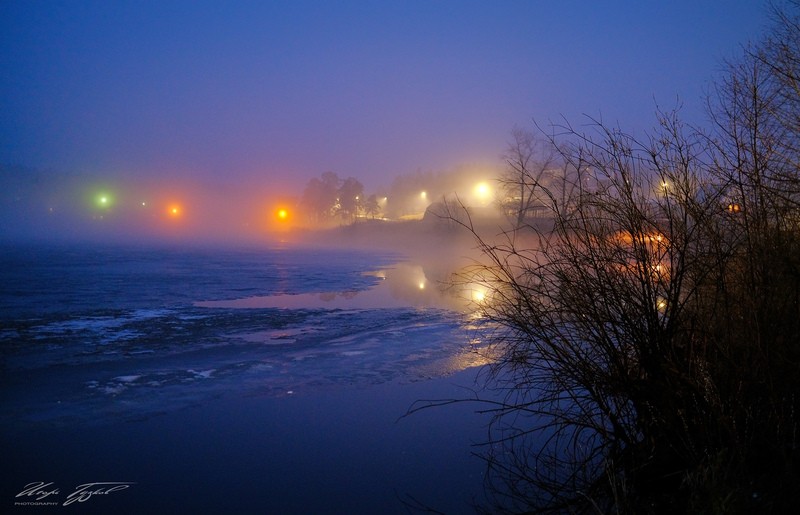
[267,205,294,233]
[274,206,293,225]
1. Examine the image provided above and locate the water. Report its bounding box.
[0,242,492,513]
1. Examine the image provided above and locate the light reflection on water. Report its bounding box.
[2,248,500,429]
[193,260,499,386]
[196,262,473,311]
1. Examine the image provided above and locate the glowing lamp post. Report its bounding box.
[271,206,292,232]
[89,191,115,220]
[94,192,114,209]
[473,182,492,206]
[167,204,183,219]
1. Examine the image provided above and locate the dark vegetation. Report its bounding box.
[435,3,800,512]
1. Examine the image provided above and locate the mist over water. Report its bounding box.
[0,161,504,250]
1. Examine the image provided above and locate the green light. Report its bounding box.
[95,192,114,209]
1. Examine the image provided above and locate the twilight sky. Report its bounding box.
[1,1,769,194]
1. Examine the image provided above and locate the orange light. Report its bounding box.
[168,205,181,217]
[270,204,295,232]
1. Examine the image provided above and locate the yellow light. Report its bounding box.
[471,287,487,303]
[418,281,426,290]
[420,191,427,199]
[168,205,182,217]
[278,209,288,219]
[473,181,493,206]
[474,182,491,198]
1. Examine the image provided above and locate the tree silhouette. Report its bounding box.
[428,5,800,511]
[337,177,364,223]
[301,171,340,224]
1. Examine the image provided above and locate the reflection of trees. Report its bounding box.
[425,6,800,512]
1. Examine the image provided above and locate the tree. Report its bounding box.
[301,171,340,224]
[447,114,731,513]
[498,127,559,228]
[427,5,800,510]
[759,0,800,169]
[499,127,588,229]
[363,194,381,219]
[337,176,364,223]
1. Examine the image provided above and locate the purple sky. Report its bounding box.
[1,1,769,193]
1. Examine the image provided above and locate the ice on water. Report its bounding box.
[1,244,490,426]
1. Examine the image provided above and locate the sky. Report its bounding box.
[1,0,771,197]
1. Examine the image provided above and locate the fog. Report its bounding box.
[0,163,504,255]
[0,165,276,244]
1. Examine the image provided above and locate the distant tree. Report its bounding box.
[363,194,381,219]
[498,127,559,227]
[337,177,364,223]
[301,171,340,223]
[498,127,590,229]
